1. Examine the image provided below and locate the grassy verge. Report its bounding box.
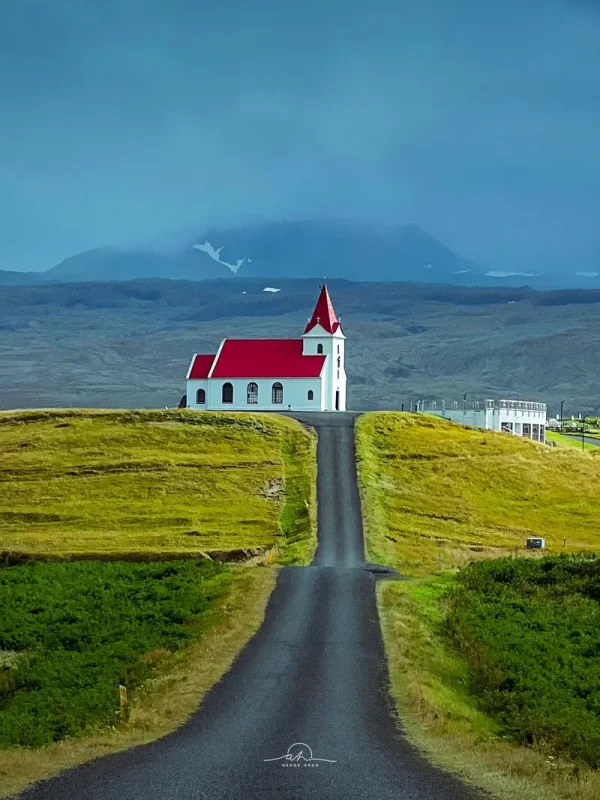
[379,575,600,800]
[0,565,275,799]
[0,409,316,562]
[356,412,600,576]
[276,423,317,565]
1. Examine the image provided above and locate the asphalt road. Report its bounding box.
[564,434,600,447]
[21,413,481,800]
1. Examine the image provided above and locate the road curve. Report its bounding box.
[20,413,481,800]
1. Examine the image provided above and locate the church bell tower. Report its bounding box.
[302,285,346,411]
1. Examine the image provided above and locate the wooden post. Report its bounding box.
[119,684,129,721]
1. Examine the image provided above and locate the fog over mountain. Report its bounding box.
[1,0,599,280]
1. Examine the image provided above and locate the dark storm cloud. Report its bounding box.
[1,0,599,271]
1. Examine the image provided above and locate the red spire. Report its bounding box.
[303,285,341,334]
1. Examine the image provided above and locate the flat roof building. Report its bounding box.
[417,398,547,444]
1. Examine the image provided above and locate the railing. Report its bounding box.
[499,399,547,412]
[417,398,547,414]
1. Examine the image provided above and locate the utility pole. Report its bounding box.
[560,399,564,433]
[582,414,586,451]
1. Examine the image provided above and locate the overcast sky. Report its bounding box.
[1,0,599,273]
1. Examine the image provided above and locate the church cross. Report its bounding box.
[316,316,320,323]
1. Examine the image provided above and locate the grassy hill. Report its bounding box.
[357,412,600,800]
[356,412,600,575]
[0,409,316,564]
[0,408,314,796]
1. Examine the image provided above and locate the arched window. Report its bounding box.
[271,382,283,405]
[222,383,233,404]
[196,388,206,404]
[247,382,258,404]
[317,344,323,354]
[307,390,314,401]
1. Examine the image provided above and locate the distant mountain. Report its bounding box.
[46,246,231,282]
[0,269,44,286]
[197,220,481,283]
[5,219,599,289]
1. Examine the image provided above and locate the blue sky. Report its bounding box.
[1,0,599,273]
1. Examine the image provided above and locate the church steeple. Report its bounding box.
[303,285,341,335]
[301,285,346,411]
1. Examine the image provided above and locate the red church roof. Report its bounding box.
[303,284,341,335]
[211,339,325,379]
[188,354,215,379]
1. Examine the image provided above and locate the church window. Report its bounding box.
[247,382,258,404]
[222,383,233,404]
[272,382,283,404]
[317,344,323,354]
[308,390,314,401]
[337,345,340,354]
[196,388,206,404]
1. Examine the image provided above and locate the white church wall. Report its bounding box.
[188,377,324,412]
[187,379,209,409]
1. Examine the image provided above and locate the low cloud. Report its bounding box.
[1,0,599,274]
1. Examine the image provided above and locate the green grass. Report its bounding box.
[546,430,598,451]
[0,408,312,794]
[356,412,600,575]
[379,574,600,800]
[447,555,600,768]
[0,409,316,563]
[0,559,232,747]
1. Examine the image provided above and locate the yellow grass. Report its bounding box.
[0,567,276,799]
[356,412,600,576]
[0,409,316,562]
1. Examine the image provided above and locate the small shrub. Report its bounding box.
[446,555,600,767]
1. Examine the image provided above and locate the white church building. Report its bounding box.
[185,285,347,412]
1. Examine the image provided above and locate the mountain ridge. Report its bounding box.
[3,219,598,290]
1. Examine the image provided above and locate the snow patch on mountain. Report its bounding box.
[486,271,536,278]
[193,241,246,273]
[576,271,599,278]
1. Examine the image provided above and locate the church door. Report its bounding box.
[335,390,340,411]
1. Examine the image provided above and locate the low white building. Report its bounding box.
[419,398,547,443]
[185,285,347,412]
